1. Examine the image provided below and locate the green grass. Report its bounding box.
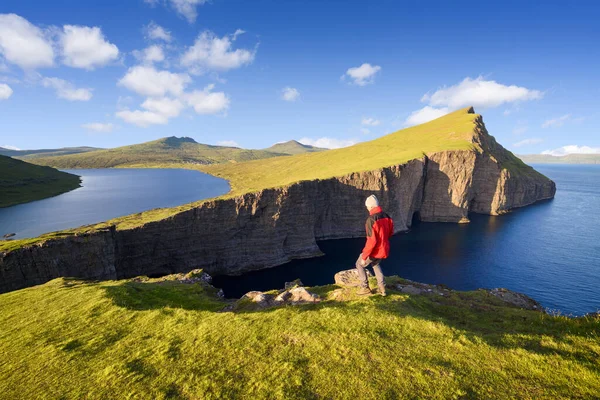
[30,136,286,169]
[0,154,81,208]
[1,274,598,399]
[200,107,480,195]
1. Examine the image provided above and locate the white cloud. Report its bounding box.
[422,76,543,109]
[1,144,20,150]
[145,22,172,42]
[513,126,528,135]
[41,77,92,101]
[141,97,185,118]
[61,25,119,70]
[170,0,208,23]
[361,117,381,126]
[298,137,358,149]
[541,145,600,157]
[118,66,191,97]
[281,87,300,102]
[217,140,239,147]
[404,106,450,126]
[542,114,571,128]
[184,84,229,115]
[513,138,543,147]
[181,30,255,74]
[116,110,169,127]
[0,83,12,100]
[82,122,114,132]
[344,63,381,86]
[133,45,165,64]
[0,14,54,69]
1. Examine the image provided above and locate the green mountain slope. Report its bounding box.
[518,153,600,164]
[0,274,598,399]
[0,146,101,158]
[0,155,81,208]
[264,140,326,155]
[29,137,286,169]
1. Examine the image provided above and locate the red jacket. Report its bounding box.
[361,206,394,260]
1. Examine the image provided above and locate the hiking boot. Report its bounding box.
[378,285,387,297]
[357,287,372,295]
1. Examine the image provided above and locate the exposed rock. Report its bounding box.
[395,284,423,295]
[284,279,303,289]
[0,110,556,293]
[237,286,320,310]
[288,287,320,304]
[334,269,372,287]
[242,291,272,305]
[2,233,15,239]
[487,288,542,311]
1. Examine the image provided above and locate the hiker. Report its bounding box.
[356,195,394,296]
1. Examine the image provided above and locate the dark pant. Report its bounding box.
[355,256,385,289]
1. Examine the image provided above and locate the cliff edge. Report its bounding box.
[0,108,555,293]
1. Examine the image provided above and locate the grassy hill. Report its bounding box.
[0,146,101,158]
[0,155,81,208]
[29,137,285,169]
[0,273,598,399]
[518,154,600,164]
[265,140,326,155]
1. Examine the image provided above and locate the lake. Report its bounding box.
[213,165,600,316]
[0,169,230,240]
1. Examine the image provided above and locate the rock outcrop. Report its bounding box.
[0,111,556,293]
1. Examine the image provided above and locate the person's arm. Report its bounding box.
[361,218,379,260]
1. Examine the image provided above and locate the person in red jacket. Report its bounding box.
[356,195,394,296]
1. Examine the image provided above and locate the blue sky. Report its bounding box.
[0,0,598,155]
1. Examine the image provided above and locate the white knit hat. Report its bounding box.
[365,195,379,209]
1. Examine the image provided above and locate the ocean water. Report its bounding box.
[0,169,229,240]
[213,165,600,316]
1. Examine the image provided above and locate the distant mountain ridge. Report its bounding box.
[518,153,600,164]
[265,140,326,155]
[1,146,101,159]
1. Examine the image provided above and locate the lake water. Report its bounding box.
[0,169,229,240]
[214,165,600,316]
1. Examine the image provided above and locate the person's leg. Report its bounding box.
[355,255,371,290]
[371,259,386,295]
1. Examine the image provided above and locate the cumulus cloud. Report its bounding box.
[61,25,119,69]
[82,122,114,132]
[116,109,169,127]
[541,114,571,128]
[41,77,92,101]
[0,83,12,100]
[343,63,381,86]
[422,76,543,109]
[361,117,380,126]
[133,45,165,64]
[170,0,209,23]
[181,30,255,74]
[513,138,543,147]
[298,137,358,149]
[118,66,191,97]
[141,97,185,118]
[0,14,54,69]
[281,87,299,102]
[145,22,172,42]
[217,140,239,147]
[405,106,450,126]
[541,145,600,157]
[184,84,230,115]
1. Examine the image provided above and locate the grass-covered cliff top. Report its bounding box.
[200,107,481,195]
[519,153,600,165]
[0,155,81,208]
[1,274,598,399]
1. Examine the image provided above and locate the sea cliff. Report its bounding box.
[0,111,556,293]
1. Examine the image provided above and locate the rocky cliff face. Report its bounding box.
[0,116,556,293]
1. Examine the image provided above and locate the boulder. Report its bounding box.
[488,288,542,311]
[334,269,372,287]
[288,287,320,304]
[243,291,271,305]
[284,279,304,289]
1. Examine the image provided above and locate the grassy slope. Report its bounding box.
[201,108,478,195]
[0,275,598,399]
[0,146,100,158]
[265,140,326,155]
[0,155,81,208]
[29,137,285,169]
[518,154,600,164]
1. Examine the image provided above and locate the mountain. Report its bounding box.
[28,136,286,169]
[0,146,102,159]
[518,153,600,164]
[0,154,81,208]
[264,140,326,155]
